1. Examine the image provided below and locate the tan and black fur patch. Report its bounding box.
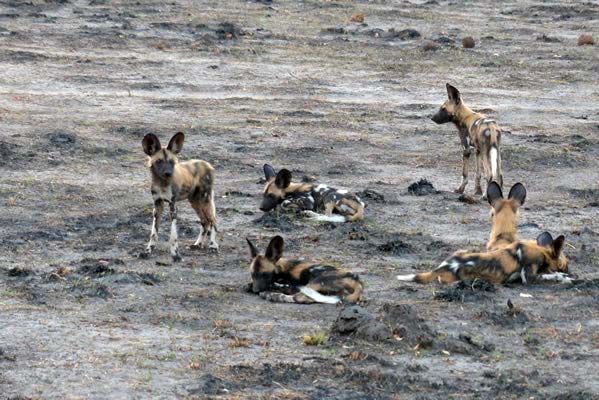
[432,83,503,195]
[142,132,218,261]
[397,232,568,285]
[246,236,363,304]
[486,181,526,251]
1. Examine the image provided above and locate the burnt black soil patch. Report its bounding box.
[356,189,385,203]
[253,211,300,232]
[0,347,16,362]
[407,179,438,196]
[434,280,496,303]
[150,21,246,40]
[47,131,77,147]
[75,258,124,277]
[565,187,599,202]
[7,267,31,277]
[377,236,414,255]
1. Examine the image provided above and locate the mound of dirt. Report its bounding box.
[253,212,300,232]
[380,304,435,348]
[434,280,496,303]
[407,179,438,196]
[332,306,391,342]
[356,189,385,203]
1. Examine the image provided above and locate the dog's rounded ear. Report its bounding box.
[553,235,565,256]
[275,169,292,189]
[265,235,284,262]
[508,183,526,207]
[167,132,185,154]
[263,164,276,180]
[246,238,259,258]
[536,232,554,248]
[446,83,462,104]
[486,181,504,207]
[142,134,161,156]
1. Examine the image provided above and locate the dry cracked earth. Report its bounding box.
[0,0,598,399]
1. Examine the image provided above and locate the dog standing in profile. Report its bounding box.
[260,164,365,223]
[246,235,363,304]
[432,83,504,195]
[142,132,218,261]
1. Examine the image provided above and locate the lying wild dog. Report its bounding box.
[486,181,526,251]
[246,235,363,304]
[260,164,365,223]
[397,232,571,285]
[142,132,218,261]
[432,83,503,195]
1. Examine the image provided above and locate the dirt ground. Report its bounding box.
[1,0,598,398]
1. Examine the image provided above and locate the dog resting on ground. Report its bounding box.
[486,181,527,251]
[142,132,218,261]
[246,235,363,304]
[432,83,504,195]
[397,232,571,285]
[259,164,365,223]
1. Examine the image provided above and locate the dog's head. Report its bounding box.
[487,182,526,242]
[246,236,284,293]
[536,232,568,273]
[260,164,292,212]
[142,132,184,180]
[431,83,462,124]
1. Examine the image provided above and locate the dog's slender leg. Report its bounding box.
[456,147,471,193]
[168,200,181,262]
[474,152,483,195]
[260,292,296,303]
[147,199,163,254]
[207,191,219,252]
[192,224,204,248]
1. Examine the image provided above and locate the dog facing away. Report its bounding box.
[486,181,527,251]
[260,164,365,223]
[142,132,218,261]
[246,235,363,304]
[397,232,570,285]
[432,83,504,195]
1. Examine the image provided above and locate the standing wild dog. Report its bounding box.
[246,235,363,304]
[432,83,503,195]
[397,232,570,285]
[142,132,218,261]
[486,181,526,251]
[260,164,365,223]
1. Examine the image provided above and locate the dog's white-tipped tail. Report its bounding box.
[490,146,498,182]
[303,211,347,223]
[299,286,341,304]
[396,274,416,282]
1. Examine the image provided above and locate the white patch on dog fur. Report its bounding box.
[315,184,328,192]
[449,260,461,273]
[169,219,178,256]
[397,274,416,282]
[520,267,527,284]
[490,147,498,181]
[303,210,346,223]
[299,286,341,304]
[516,247,523,262]
[539,272,573,284]
[337,189,348,194]
[193,224,204,247]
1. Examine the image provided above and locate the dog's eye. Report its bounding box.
[156,159,163,164]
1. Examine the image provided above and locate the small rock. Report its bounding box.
[462,36,475,48]
[578,34,594,46]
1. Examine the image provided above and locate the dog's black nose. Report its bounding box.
[259,207,266,212]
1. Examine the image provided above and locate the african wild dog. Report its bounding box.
[260,164,365,223]
[432,83,503,195]
[397,232,570,285]
[486,181,526,251]
[246,235,363,304]
[142,132,218,261]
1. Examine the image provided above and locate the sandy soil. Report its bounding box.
[1,0,598,398]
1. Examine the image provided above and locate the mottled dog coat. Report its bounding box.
[246,236,363,304]
[142,132,218,261]
[397,232,569,285]
[432,83,504,195]
[260,164,365,223]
